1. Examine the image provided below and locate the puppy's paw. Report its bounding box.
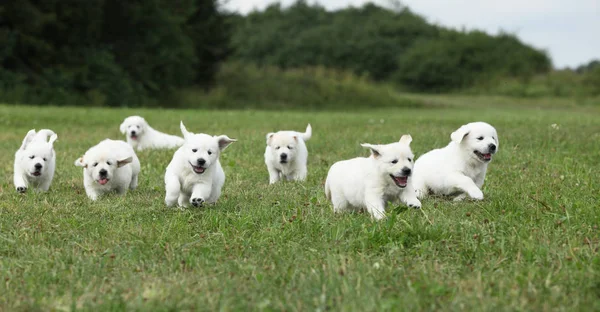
[16,186,27,193]
[468,189,484,201]
[371,210,386,221]
[407,198,421,209]
[191,197,205,207]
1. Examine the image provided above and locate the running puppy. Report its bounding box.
[412,121,499,201]
[120,116,184,151]
[14,129,58,193]
[74,139,140,201]
[164,122,236,207]
[325,135,421,220]
[264,124,312,184]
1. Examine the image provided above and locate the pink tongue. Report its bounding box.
[396,177,407,184]
[194,166,204,173]
[131,135,137,140]
[99,178,108,185]
[484,154,491,159]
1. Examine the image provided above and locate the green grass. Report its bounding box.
[0,100,599,311]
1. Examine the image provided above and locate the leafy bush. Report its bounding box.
[231,2,438,82]
[0,0,229,107]
[171,62,423,110]
[394,31,551,92]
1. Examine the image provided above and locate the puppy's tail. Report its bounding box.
[32,129,57,144]
[300,124,312,141]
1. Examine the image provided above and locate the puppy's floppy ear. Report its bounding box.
[74,157,87,168]
[266,133,275,145]
[117,157,132,168]
[216,135,237,151]
[361,143,381,158]
[451,125,470,144]
[399,134,412,145]
[119,120,128,134]
[20,129,36,150]
[48,133,58,147]
[180,121,191,139]
[139,117,147,129]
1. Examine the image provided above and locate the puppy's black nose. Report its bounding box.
[197,158,206,166]
[99,169,107,176]
[489,144,497,152]
[34,163,42,170]
[131,131,137,135]
[280,153,288,160]
[402,167,412,176]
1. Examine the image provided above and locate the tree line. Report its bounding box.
[1,0,594,107]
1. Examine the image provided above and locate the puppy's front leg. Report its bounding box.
[449,174,483,200]
[190,182,212,207]
[365,192,386,220]
[85,188,100,201]
[165,175,181,207]
[14,171,28,193]
[267,165,281,184]
[292,166,307,182]
[178,193,191,208]
[38,178,52,192]
[400,184,421,209]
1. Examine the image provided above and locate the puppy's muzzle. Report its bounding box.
[190,159,206,174]
[130,130,138,139]
[32,163,43,176]
[390,167,411,188]
[279,153,288,164]
[97,169,109,185]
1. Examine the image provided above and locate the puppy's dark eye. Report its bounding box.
[29,155,35,159]
[43,158,47,161]
[391,159,398,164]
[477,136,484,140]
[407,158,412,162]
[136,126,140,129]
[287,146,293,150]
[93,162,98,167]
[275,146,280,150]
[107,161,112,166]
[208,150,212,155]
[192,149,197,153]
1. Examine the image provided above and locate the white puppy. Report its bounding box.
[325,135,421,220]
[412,121,499,201]
[119,116,184,151]
[264,124,312,184]
[14,129,58,193]
[74,139,141,201]
[164,122,236,208]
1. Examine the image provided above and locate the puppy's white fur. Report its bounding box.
[14,129,58,193]
[412,121,499,201]
[264,124,311,184]
[74,139,140,201]
[120,116,184,151]
[164,122,236,207]
[325,135,421,220]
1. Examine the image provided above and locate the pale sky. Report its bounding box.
[222,0,600,68]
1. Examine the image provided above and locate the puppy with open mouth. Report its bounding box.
[120,116,184,151]
[14,129,58,193]
[74,139,141,201]
[325,135,421,220]
[412,121,499,201]
[164,122,236,208]
[264,124,312,184]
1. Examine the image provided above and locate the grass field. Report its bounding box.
[1,99,599,311]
